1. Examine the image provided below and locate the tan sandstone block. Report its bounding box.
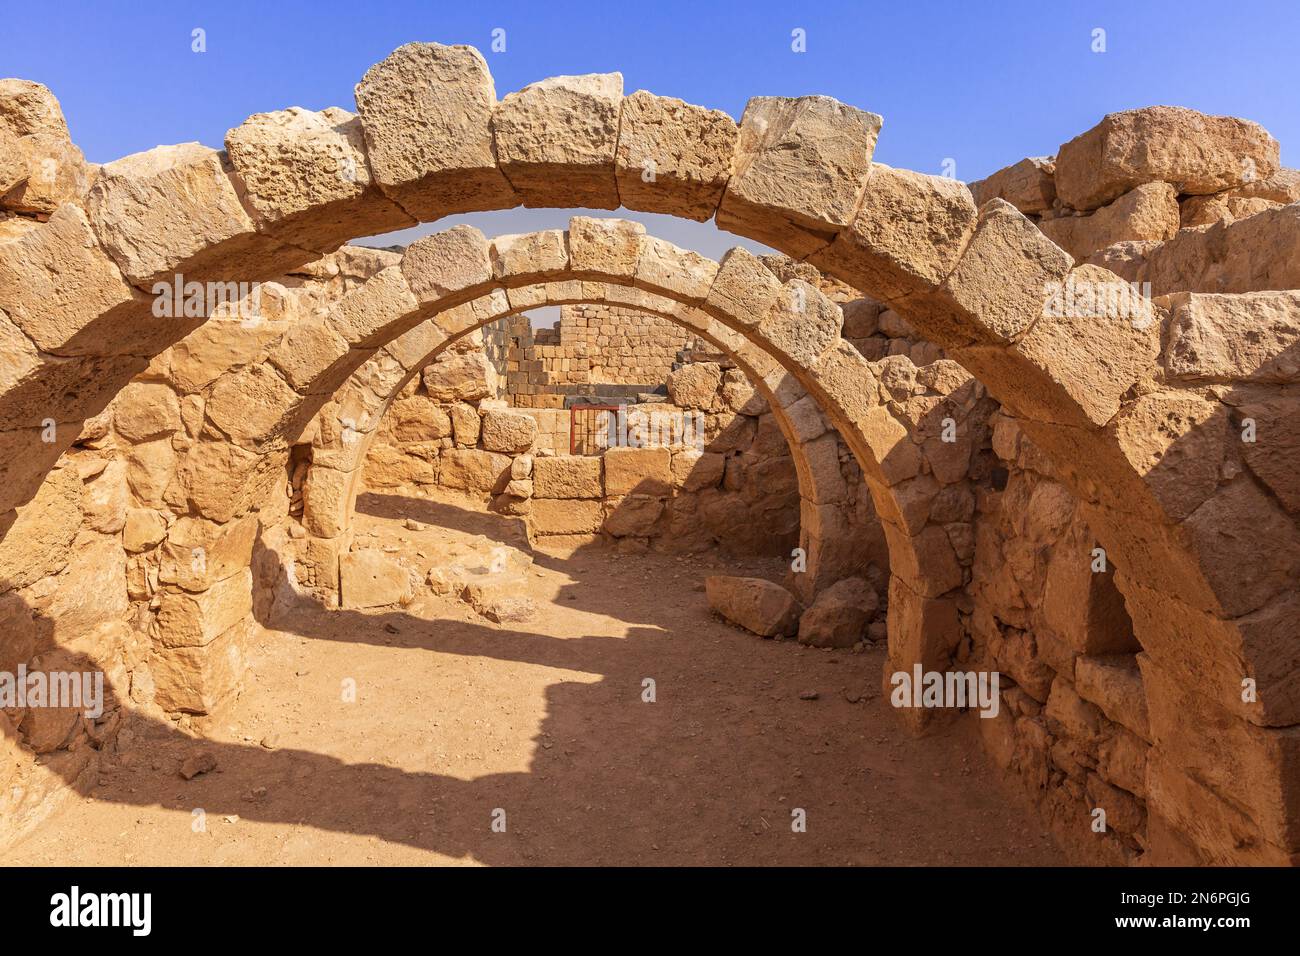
[354,42,517,218]
[1011,264,1161,427]
[969,157,1056,214]
[532,455,602,499]
[226,106,414,251]
[490,229,569,283]
[531,497,603,534]
[603,446,673,496]
[155,568,254,649]
[927,199,1074,349]
[86,142,313,287]
[634,236,718,303]
[1160,290,1300,384]
[401,224,493,306]
[568,217,645,281]
[811,164,977,302]
[439,448,511,495]
[159,513,260,592]
[717,95,882,257]
[204,362,301,449]
[151,618,249,714]
[756,280,843,369]
[615,90,737,221]
[328,265,420,346]
[0,203,153,357]
[480,409,537,454]
[493,73,623,209]
[1055,106,1280,210]
[1038,181,1179,262]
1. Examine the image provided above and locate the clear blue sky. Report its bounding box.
[3,0,1296,282]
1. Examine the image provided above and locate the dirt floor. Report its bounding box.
[5,490,1065,866]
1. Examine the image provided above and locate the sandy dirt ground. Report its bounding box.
[5,490,1065,866]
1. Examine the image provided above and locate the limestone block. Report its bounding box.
[717,95,881,257]
[968,156,1056,214]
[226,106,414,250]
[493,73,623,208]
[811,164,977,302]
[705,575,801,637]
[530,497,603,534]
[532,455,602,499]
[603,446,673,496]
[354,43,516,217]
[614,90,737,220]
[1055,106,1280,210]
[87,142,313,287]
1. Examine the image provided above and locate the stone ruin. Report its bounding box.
[1,42,1298,867]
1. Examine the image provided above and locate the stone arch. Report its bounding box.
[175,221,979,693]
[293,279,883,606]
[0,43,1295,862]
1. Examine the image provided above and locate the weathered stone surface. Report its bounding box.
[123,508,168,552]
[112,381,182,442]
[929,199,1073,348]
[757,280,843,369]
[969,157,1056,214]
[530,497,603,534]
[797,576,878,648]
[0,203,150,357]
[204,362,300,449]
[1038,182,1179,262]
[493,73,623,209]
[438,448,511,494]
[603,494,665,537]
[667,362,722,409]
[340,549,412,608]
[1054,106,1280,210]
[480,409,537,453]
[1161,290,1300,383]
[1235,397,1300,515]
[568,216,644,280]
[0,79,70,140]
[151,620,247,715]
[0,463,80,589]
[1,132,92,215]
[615,90,737,221]
[532,455,602,499]
[225,106,414,250]
[718,95,881,257]
[1076,654,1151,741]
[401,225,492,306]
[1141,203,1300,295]
[155,568,254,648]
[812,164,977,301]
[86,142,311,287]
[705,575,801,637]
[329,265,420,347]
[354,43,516,218]
[490,229,569,282]
[422,351,495,402]
[603,446,673,496]
[267,319,352,392]
[159,513,260,591]
[670,450,725,492]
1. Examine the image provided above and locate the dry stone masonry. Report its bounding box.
[0,43,1297,867]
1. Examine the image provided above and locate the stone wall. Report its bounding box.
[360,359,810,559]
[505,303,695,407]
